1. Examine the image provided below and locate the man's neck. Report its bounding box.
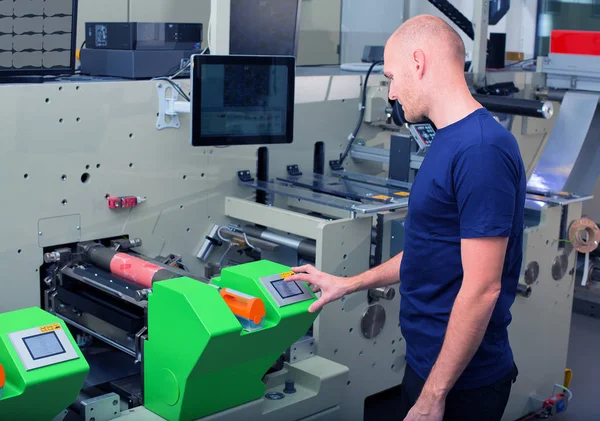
[426,81,481,129]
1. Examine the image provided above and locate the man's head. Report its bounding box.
[384,15,466,123]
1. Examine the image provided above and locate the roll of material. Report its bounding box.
[86,246,178,288]
[473,94,554,119]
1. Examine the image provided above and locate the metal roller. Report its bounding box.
[243,226,316,260]
[473,94,554,119]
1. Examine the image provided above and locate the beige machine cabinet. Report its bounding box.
[225,197,406,421]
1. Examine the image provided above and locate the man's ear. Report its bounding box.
[413,49,425,80]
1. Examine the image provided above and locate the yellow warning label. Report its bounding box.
[40,323,61,333]
[372,195,391,200]
[394,191,410,197]
[280,271,295,279]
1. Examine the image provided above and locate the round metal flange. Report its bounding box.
[569,217,600,253]
[552,254,569,281]
[265,392,285,400]
[524,261,540,285]
[361,304,386,339]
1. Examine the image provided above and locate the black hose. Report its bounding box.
[338,60,384,166]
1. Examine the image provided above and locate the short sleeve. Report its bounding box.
[454,144,517,238]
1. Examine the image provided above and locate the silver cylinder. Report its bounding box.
[243,226,316,259]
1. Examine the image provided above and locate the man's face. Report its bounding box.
[384,47,425,123]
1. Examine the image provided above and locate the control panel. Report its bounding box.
[8,324,80,371]
[259,272,314,307]
[409,123,436,150]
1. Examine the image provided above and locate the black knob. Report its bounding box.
[283,379,296,394]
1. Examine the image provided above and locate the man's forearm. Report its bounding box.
[420,285,500,397]
[348,252,403,293]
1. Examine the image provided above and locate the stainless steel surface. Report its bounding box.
[552,254,569,281]
[360,304,386,339]
[240,179,409,214]
[525,193,594,207]
[349,145,390,163]
[368,287,395,301]
[331,170,412,190]
[543,54,600,92]
[287,335,315,363]
[82,392,121,421]
[524,261,540,285]
[472,0,490,86]
[528,91,600,196]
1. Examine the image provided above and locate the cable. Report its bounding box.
[554,384,573,402]
[152,77,190,102]
[337,60,383,166]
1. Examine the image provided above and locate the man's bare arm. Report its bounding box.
[285,251,403,312]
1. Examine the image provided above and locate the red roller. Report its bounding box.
[109,253,163,288]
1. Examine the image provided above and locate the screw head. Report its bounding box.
[113,400,118,406]
[38,232,42,235]
[76,226,80,230]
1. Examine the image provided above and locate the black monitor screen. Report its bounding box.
[0,0,77,76]
[229,0,301,57]
[23,331,65,360]
[191,55,295,146]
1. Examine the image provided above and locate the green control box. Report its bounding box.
[144,260,318,421]
[0,307,89,421]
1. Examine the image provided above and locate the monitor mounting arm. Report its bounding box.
[156,82,190,130]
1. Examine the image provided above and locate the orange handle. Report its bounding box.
[0,363,5,388]
[220,289,266,325]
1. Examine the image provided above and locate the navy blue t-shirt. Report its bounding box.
[399,108,526,390]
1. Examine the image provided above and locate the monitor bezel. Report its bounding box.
[190,54,295,147]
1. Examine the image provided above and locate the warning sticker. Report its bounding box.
[394,191,410,197]
[39,323,61,333]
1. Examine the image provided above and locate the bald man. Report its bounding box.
[285,15,524,421]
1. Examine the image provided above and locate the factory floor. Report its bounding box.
[365,312,599,421]
[553,312,600,421]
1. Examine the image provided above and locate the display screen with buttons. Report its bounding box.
[409,123,436,149]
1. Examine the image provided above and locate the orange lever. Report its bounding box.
[220,288,266,325]
[0,363,5,397]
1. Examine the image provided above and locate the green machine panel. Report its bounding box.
[144,260,318,421]
[0,307,90,421]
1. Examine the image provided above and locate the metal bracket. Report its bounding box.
[570,76,578,89]
[287,165,302,177]
[329,160,343,171]
[237,170,254,183]
[156,82,190,130]
[81,392,121,421]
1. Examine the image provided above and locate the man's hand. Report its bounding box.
[404,392,445,421]
[284,264,358,313]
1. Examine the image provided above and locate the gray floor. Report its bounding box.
[553,313,600,421]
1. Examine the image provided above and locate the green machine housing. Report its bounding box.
[144,260,319,421]
[0,307,90,421]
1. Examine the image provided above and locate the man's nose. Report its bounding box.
[388,88,397,101]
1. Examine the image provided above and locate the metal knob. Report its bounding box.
[516,284,532,298]
[135,289,152,302]
[130,238,142,247]
[43,251,61,263]
[369,287,395,301]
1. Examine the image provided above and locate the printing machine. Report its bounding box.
[0,8,600,421]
